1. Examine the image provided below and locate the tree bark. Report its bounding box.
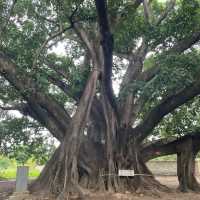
[177,139,200,192]
[142,134,200,192]
[30,70,100,199]
[117,128,169,194]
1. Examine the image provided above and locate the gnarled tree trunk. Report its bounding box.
[30,70,100,199]
[142,134,200,192]
[177,138,200,192]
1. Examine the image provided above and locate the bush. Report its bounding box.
[0,156,13,170]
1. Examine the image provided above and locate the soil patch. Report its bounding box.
[1,177,200,200]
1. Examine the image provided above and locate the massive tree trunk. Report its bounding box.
[30,138,106,194]
[30,69,100,199]
[115,127,169,194]
[131,144,168,193]
[2,49,200,196]
[31,128,200,197]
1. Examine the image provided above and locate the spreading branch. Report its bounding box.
[135,79,200,142]
[45,61,70,80]
[32,2,83,68]
[141,132,200,162]
[139,66,160,82]
[123,29,200,125]
[0,102,65,141]
[73,23,98,65]
[171,31,200,53]
[121,39,148,88]
[0,103,28,113]
[27,101,66,141]
[0,52,71,136]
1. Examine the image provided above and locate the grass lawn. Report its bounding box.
[0,156,41,180]
[0,167,40,180]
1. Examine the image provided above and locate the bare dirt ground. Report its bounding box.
[84,176,200,200]
[1,177,200,200]
[0,180,15,200]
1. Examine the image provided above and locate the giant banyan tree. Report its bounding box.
[1,0,200,198]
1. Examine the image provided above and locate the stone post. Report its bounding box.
[8,166,31,200]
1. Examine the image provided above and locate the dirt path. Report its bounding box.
[1,177,200,200]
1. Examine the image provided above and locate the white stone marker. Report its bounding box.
[16,166,29,192]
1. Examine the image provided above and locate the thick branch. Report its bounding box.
[0,103,26,112]
[73,24,98,65]
[139,66,160,82]
[142,137,178,162]
[121,6,200,94]
[121,39,148,89]
[171,31,200,53]
[95,0,119,119]
[143,0,152,23]
[70,69,99,133]
[122,29,200,126]
[47,64,106,128]
[120,41,148,126]
[27,101,65,141]
[0,102,65,141]
[141,133,200,162]
[0,52,71,135]
[135,79,200,142]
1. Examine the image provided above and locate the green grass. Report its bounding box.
[152,154,177,161]
[0,156,41,180]
[0,167,40,180]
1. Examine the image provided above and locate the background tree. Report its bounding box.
[0,113,56,165]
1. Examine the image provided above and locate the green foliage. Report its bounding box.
[0,156,12,170]
[152,154,177,161]
[0,117,56,165]
[137,50,200,113]
[0,156,40,180]
[120,50,200,105]
[148,0,200,49]
[114,9,146,54]
[153,97,200,137]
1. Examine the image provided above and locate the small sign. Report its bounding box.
[118,169,135,177]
